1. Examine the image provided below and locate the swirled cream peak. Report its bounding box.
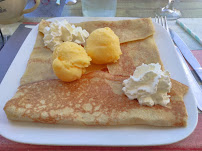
[42,20,89,51]
[122,63,172,107]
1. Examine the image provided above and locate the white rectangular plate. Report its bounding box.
[0,17,198,146]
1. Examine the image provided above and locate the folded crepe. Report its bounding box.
[38,18,155,44]
[4,71,188,126]
[4,18,188,126]
[20,34,163,85]
[20,18,156,85]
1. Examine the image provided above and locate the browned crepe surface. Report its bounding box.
[107,36,164,76]
[4,71,188,126]
[20,33,57,85]
[38,18,155,44]
[76,18,155,43]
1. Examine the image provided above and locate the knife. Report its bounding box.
[169,29,202,82]
[169,28,202,111]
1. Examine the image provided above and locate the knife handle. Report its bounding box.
[195,68,202,82]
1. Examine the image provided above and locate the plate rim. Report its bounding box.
[0,17,198,146]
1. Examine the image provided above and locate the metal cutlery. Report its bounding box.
[169,29,202,81]
[155,16,202,111]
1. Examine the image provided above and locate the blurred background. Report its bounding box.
[24,0,202,18]
[0,0,202,51]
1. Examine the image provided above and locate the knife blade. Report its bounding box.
[169,29,202,111]
[175,44,202,111]
[169,29,202,82]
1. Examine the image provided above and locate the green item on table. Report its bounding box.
[176,19,202,46]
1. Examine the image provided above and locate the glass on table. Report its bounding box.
[156,0,181,20]
[81,0,117,17]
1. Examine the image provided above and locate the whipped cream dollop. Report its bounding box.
[42,20,89,51]
[122,63,172,107]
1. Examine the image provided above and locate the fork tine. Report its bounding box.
[157,16,160,24]
[160,16,164,26]
[155,16,170,35]
[164,16,169,32]
[161,16,166,30]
